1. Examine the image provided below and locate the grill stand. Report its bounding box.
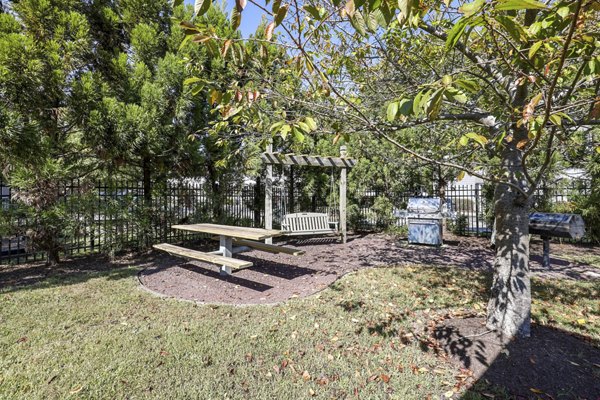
[542,235,550,269]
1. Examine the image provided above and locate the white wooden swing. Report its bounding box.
[262,146,357,243]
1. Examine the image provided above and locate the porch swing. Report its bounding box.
[280,167,339,236]
[262,145,357,243]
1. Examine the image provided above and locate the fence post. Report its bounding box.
[254,177,261,228]
[475,185,480,236]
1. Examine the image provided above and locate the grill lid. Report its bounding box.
[407,197,442,214]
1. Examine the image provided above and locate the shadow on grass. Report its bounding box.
[0,252,177,294]
[433,319,600,399]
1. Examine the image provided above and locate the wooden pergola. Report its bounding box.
[262,145,357,244]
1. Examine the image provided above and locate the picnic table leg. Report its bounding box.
[219,236,233,276]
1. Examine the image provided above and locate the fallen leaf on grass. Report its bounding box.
[444,390,455,398]
[530,388,544,394]
[302,371,311,381]
[380,374,390,383]
[16,337,27,344]
[308,388,316,396]
[69,385,84,394]
[316,376,329,385]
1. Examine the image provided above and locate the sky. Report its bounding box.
[184,0,269,38]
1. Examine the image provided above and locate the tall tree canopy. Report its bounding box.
[0,0,267,261]
[183,0,599,338]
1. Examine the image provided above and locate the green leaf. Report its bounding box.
[194,0,211,17]
[466,132,488,146]
[445,16,471,50]
[528,41,543,59]
[427,88,445,119]
[398,0,412,19]
[269,121,285,132]
[183,77,202,85]
[172,0,184,8]
[494,15,527,42]
[557,6,570,19]
[297,122,310,133]
[444,87,468,104]
[442,75,453,86]
[454,79,480,93]
[459,135,469,146]
[350,11,367,36]
[272,0,282,13]
[274,4,289,26]
[365,11,378,32]
[549,114,562,126]
[231,6,242,30]
[495,0,546,11]
[459,0,485,17]
[304,117,317,131]
[292,126,305,142]
[304,5,321,20]
[596,146,600,154]
[279,124,291,139]
[528,21,542,36]
[413,90,433,117]
[398,98,413,116]
[457,170,466,181]
[387,101,398,122]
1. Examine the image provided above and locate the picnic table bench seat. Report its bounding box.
[153,243,252,270]
[209,237,305,256]
[281,212,338,236]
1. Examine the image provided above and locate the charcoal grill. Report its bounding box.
[407,198,443,246]
[528,212,585,268]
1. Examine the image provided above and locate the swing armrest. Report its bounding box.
[329,221,338,231]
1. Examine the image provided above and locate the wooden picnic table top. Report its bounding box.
[171,223,283,241]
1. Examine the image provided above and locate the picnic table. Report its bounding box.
[153,223,303,276]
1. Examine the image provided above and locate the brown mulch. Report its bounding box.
[433,317,600,399]
[138,233,600,306]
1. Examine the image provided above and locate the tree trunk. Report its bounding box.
[486,136,532,338]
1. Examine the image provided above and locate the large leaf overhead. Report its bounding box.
[495,0,546,10]
[194,0,211,17]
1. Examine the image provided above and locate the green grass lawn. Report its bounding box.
[0,262,598,399]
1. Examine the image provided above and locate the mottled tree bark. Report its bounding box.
[487,128,532,338]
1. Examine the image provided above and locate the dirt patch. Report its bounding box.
[433,317,600,399]
[138,233,600,306]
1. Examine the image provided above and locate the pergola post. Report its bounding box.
[265,142,273,244]
[340,146,347,244]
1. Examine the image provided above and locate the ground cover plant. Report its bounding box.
[1,255,597,399]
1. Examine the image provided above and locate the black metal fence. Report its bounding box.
[0,178,593,265]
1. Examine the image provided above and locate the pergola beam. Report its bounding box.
[261,152,357,168]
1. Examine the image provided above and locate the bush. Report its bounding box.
[372,195,396,230]
[449,215,469,236]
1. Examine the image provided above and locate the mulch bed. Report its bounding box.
[138,233,600,306]
[433,317,600,399]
